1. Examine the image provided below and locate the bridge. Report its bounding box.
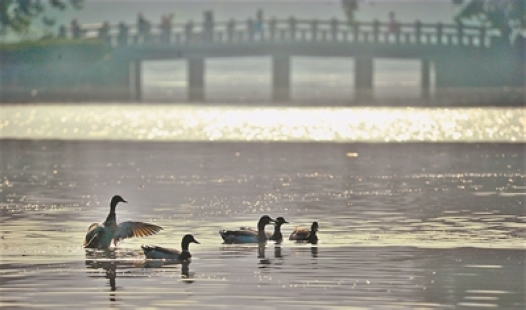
[74,14,503,103]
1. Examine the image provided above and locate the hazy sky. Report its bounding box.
[49,1,457,28]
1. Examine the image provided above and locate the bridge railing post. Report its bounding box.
[269,17,276,41]
[227,19,235,42]
[457,22,464,46]
[415,20,422,44]
[395,24,401,43]
[373,19,379,43]
[436,22,443,45]
[185,20,194,43]
[330,18,338,41]
[289,16,297,41]
[353,21,359,42]
[311,19,318,41]
[479,26,486,47]
[247,18,255,41]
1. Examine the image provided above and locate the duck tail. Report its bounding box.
[218,230,227,240]
[141,244,153,254]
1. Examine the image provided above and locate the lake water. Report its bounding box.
[1,104,525,309]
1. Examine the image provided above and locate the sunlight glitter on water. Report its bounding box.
[1,105,524,142]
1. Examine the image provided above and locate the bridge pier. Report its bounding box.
[421,58,431,99]
[188,57,205,102]
[129,60,142,101]
[272,55,290,102]
[355,56,373,102]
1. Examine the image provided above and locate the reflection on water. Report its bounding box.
[1,105,524,142]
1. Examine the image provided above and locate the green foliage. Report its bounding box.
[453,0,525,39]
[0,0,84,34]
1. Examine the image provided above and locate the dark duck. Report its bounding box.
[219,215,276,244]
[267,217,289,243]
[141,234,200,261]
[289,221,319,244]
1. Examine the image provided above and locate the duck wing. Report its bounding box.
[142,245,180,255]
[113,221,163,242]
[84,223,104,248]
[289,227,310,240]
[221,229,257,237]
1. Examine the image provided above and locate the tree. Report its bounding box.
[453,0,525,42]
[0,0,83,35]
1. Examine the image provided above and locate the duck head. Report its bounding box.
[182,234,200,246]
[275,217,289,227]
[309,222,319,244]
[311,221,319,233]
[257,215,275,231]
[110,195,127,209]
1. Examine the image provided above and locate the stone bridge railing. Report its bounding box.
[71,17,494,49]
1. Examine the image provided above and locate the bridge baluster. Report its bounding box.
[436,22,443,45]
[247,18,254,42]
[185,20,193,43]
[289,16,297,41]
[227,19,235,42]
[373,19,379,43]
[330,18,338,41]
[269,18,276,41]
[311,20,318,41]
[479,27,486,47]
[457,22,464,46]
[353,22,359,42]
[415,20,422,44]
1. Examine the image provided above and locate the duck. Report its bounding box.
[289,221,318,244]
[268,217,289,243]
[219,215,276,244]
[141,234,199,261]
[83,195,163,249]
[239,216,289,242]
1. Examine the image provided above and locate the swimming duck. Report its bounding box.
[268,217,289,243]
[219,215,276,244]
[239,216,289,242]
[83,195,163,249]
[141,234,199,261]
[289,221,318,244]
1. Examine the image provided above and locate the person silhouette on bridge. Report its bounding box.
[70,18,82,38]
[137,13,151,43]
[160,14,173,43]
[388,11,400,34]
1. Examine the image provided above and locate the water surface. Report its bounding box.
[1,138,525,308]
